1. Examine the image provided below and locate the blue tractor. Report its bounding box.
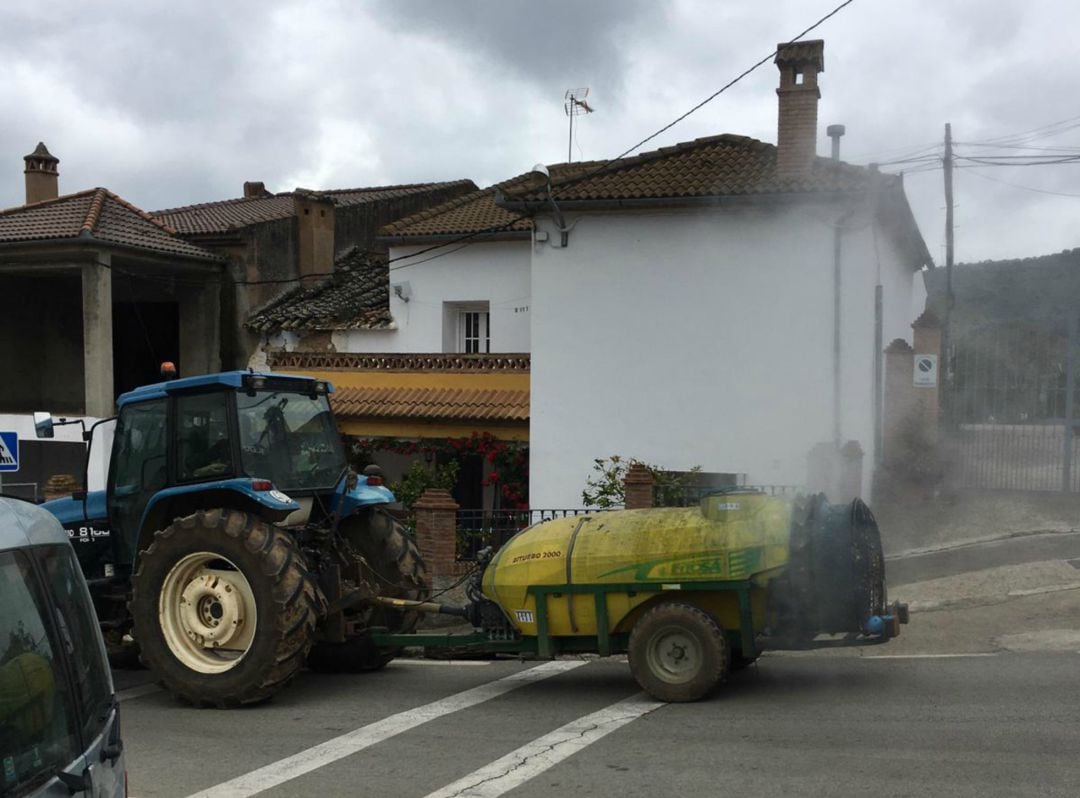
[36,370,428,706]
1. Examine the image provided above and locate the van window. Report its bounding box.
[0,550,81,796]
[38,545,113,745]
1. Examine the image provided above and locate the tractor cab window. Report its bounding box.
[176,393,233,482]
[109,399,168,565]
[236,391,345,492]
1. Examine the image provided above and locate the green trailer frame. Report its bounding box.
[370,579,757,661]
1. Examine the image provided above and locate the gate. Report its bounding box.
[945,314,1080,492]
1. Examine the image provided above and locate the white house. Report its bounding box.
[273,40,931,509]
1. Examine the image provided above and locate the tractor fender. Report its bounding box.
[136,479,299,554]
[331,478,395,517]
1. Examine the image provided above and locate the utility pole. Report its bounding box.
[942,122,955,425]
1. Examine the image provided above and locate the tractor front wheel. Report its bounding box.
[130,509,319,707]
[628,602,729,702]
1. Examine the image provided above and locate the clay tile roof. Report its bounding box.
[383,135,875,240]
[0,188,222,260]
[245,246,392,332]
[332,386,530,423]
[154,180,477,236]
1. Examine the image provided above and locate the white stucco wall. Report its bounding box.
[528,203,921,508]
[332,241,532,354]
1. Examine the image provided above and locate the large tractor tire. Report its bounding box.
[130,509,319,707]
[628,602,730,703]
[307,509,429,673]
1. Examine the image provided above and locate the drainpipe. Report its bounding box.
[829,124,847,447]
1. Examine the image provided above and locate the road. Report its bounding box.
[116,652,1080,798]
[886,529,1080,585]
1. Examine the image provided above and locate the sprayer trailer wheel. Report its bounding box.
[628,601,730,702]
[130,509,319,707]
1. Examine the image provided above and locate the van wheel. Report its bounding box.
[628,602,729,702]
[130,509,318,707]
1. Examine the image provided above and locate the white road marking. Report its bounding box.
[186,660,586,798]
[116,683,162,702]
[391,658,492,667]
[862,653,998,659]
[423,693,664,798]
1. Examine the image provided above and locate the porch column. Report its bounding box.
[82,255,114,417]
[179,275,222,376]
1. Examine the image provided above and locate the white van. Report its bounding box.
[0,498,125,797]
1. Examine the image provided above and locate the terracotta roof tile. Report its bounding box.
[246,246,392,332]
[332,386,529,422]
[0,189,221,260]
[382,134,878,239]
[154,180,476,236]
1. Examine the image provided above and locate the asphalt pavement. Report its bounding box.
[116,652,1080,798]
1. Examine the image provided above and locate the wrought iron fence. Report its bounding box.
[456,508,611,560]
[945,318,1080,492]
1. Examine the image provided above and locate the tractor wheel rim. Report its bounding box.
[646,625,701,684]
[159,551,258,674]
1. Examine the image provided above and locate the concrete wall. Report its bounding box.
[333,240,531,353]
[0,274,84,413]
[528,203,921,508]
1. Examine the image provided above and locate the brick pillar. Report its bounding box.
[882,338,916,465]
[623,463,654,509]
[912,310,943,430]
[412,489,468,625]
[413,488,458,581]
[837,440,864,502]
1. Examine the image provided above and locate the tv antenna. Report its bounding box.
[564,88,594,163]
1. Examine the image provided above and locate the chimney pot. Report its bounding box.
[775,40,825,180]
[23,141,59,204]
[827,123,846,161]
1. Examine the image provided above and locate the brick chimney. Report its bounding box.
[775,40,824,179]
[293,191,336,279]
[244,181,270,198]
[24,142,59,204]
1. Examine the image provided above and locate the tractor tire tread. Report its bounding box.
[130,509,317,707]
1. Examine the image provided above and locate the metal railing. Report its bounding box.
[456,508,611,560]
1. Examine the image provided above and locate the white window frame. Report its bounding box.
[448,302,490,354]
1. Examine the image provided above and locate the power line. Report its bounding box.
[964,167,1080,198]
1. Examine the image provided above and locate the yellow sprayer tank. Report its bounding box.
[482,493,795,640]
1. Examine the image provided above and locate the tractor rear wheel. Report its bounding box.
[130,509,319,707]
[307,510,429,673]
[628,602,729,702]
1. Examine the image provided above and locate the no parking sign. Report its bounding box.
[913,354,938,387]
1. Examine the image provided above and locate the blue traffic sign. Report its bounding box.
[0,432,18,472]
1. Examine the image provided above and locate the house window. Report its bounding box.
[460,310,490,353]
[446,302,490,353]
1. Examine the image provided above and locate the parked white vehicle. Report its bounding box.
[0,498,125,798]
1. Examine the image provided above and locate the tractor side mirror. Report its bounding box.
[33,412,55,439]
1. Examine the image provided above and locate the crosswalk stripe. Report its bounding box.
[423,693,664,798]
[185,660,586,798]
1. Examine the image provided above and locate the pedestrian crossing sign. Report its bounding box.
[0,432,18,472]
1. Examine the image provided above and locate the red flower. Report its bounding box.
[488,470,499,482]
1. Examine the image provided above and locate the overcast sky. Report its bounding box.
[2,0,1077,263]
